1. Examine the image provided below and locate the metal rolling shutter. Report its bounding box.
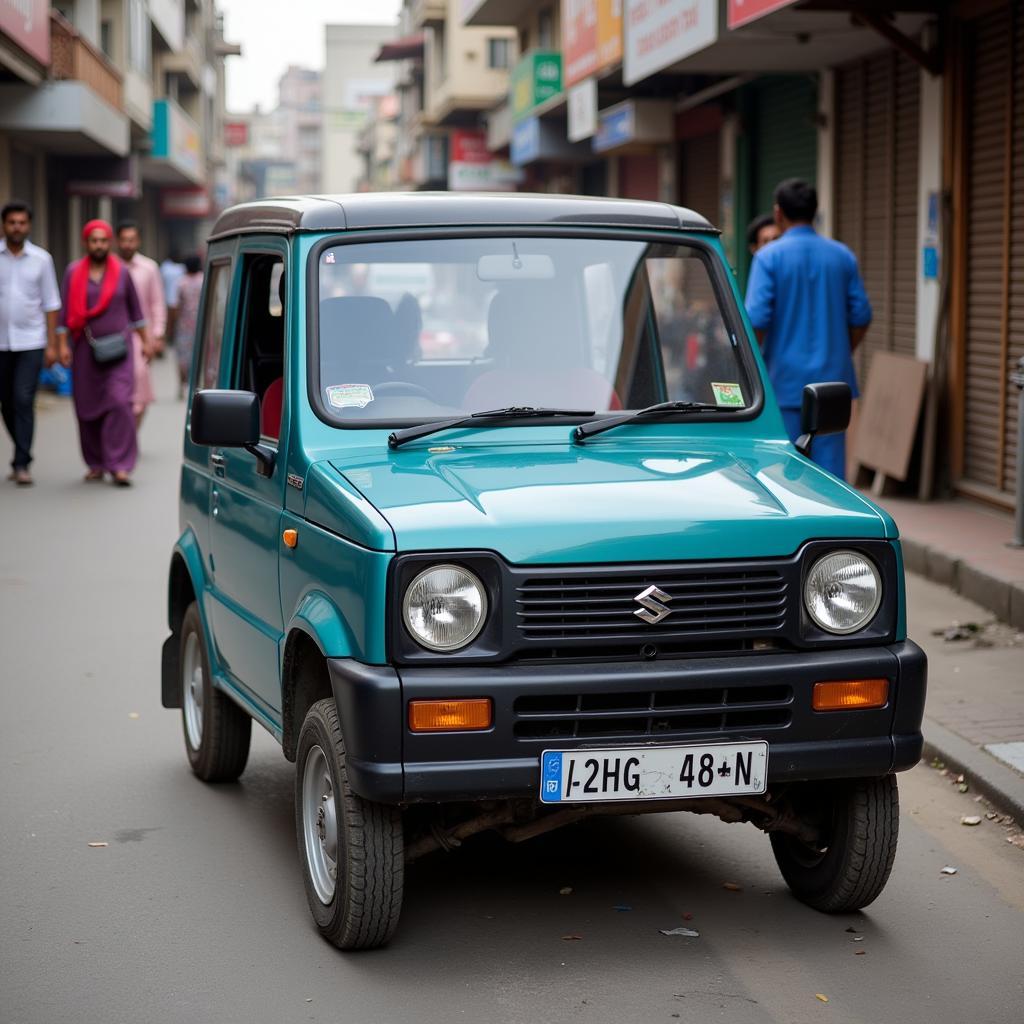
[678,131,721,226]
[962,4,1016,497]
[750,76,818,215]
[619,154,659,201]
[835,49,920,386]
[1009,5,1024,496]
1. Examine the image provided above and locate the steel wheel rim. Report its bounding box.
[183,631,204,750]
[302,744,338,904]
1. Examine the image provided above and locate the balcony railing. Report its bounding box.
[50,11,123,111]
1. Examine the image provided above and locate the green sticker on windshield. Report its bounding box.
[711,382,745,408]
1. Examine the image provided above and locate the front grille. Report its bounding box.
[513,684,792,740]
[515,568,788,645]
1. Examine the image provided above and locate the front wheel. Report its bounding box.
[770,775,899,913]
[295,698,404,950]
[180,602,251,782]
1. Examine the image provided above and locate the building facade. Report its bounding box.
[0,0,237,270]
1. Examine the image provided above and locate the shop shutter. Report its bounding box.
[678,131,720,226]
[749,76,818,216]
[618,154,659,201]
[961,3,1021,500]
[835,49,920,387]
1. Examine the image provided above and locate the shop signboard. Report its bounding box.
[511,117,542,165]
[596,0,622,69]
[623,0,718,86]
[727,0,797,30]
[510,50,563,121]
[593,102,634,152]
[151,98,202,182]
[567,77,598,143]
[66,156,140,198]
[448,129,522,191]
[0,0,50,65]
[563,0,598,88]
[224,121,249,147]
[161,187,211,219]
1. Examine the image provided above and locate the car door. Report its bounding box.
[206,240,289,716]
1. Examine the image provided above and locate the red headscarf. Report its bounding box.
[66,220,121,337]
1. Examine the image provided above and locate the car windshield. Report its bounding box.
[315,236,753,423]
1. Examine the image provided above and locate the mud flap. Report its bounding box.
[161,634,181,708]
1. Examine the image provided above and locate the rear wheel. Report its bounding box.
[180,602,251,782]
[295,698,404,950]
[770,775,899,913]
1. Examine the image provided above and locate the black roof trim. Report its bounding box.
[207,192,717,241]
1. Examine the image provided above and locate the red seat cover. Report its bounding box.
[261,377,283,439]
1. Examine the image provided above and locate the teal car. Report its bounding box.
[162,193,926,950]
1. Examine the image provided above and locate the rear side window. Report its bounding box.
[196,261,231,390]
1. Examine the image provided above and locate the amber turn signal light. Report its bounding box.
[408,699,493,732]
[282,529,298,548]
[813,678,889,711]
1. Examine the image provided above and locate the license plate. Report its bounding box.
[539,741,768,804]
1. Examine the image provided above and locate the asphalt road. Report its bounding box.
[2,361,1022,1024]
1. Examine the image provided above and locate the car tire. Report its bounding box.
[770,775,899,913]
[180,602,251,782]
[295,698,404,950]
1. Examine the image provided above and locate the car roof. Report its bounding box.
[208,192,717,241]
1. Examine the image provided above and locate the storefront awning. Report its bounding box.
[375,34,424,62]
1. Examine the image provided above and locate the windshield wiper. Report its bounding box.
[388,406,595,450]
[572,400,724,444]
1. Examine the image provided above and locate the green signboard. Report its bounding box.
[510,50,563,122]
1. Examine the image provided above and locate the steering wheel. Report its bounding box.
[373,381,433,400]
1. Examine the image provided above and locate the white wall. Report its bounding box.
[815,69,835,239]
[322,24,396,194]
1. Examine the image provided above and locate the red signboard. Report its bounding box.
[161,187,212,219]
[727,0,798,30]
[450,129,490,165]
[563,0,598,88]
[0,0,50,66]
[224,121,249,147]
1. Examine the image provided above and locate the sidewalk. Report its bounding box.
[879,495,1024,822]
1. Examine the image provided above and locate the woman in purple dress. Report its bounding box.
[57,220,152,486]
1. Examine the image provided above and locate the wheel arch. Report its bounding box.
[162,532,211,709]
[281,592,358,762]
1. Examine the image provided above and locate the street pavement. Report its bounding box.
[2,359,1022,1024]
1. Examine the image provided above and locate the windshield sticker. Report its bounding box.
[326,384,374,409]
[711,382,745,408]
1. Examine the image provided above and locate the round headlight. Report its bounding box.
[804,550,882,635]
[403,565,488,652]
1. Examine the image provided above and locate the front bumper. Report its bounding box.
[328,641,926,804]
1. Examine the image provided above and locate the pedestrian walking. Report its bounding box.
[160,252,185,348]
[745,179,872,480]
[0,201,62,486]
[117,221,166,428]
[173,254,203,399]
[57,219,152,487]
[746,212,780,255]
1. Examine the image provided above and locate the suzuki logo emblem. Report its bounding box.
[634,585,672,624]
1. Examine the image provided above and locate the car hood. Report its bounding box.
[323,439,891,564]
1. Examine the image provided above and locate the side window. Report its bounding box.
[232,252,286,441]
[196,261,231,391]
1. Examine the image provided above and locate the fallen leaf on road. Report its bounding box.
[128,712,140,720]
[855,950,866,956]
[961,815,982,826]
[722,882,742,892]
[559,886,573,895]
[561,934,583,941]
[815,993,829,1003]
[844,926,859,934]
[87,841,108,848]
[660,927,700,937]
[852,936,864,942]
[1006,835,1024,849]
[986,812,998,820]
[958,783,969,793]
[940,866,958,875]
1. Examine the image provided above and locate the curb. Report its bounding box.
[901,538,1024,631]
[922,716,1024,824]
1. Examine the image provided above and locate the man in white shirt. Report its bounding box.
[0,201,61,486]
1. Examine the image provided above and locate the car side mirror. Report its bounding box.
[190,389,275,477]
[795,382,851,458]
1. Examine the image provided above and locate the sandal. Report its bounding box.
[112,472,132,487]
[84,469,104,482]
